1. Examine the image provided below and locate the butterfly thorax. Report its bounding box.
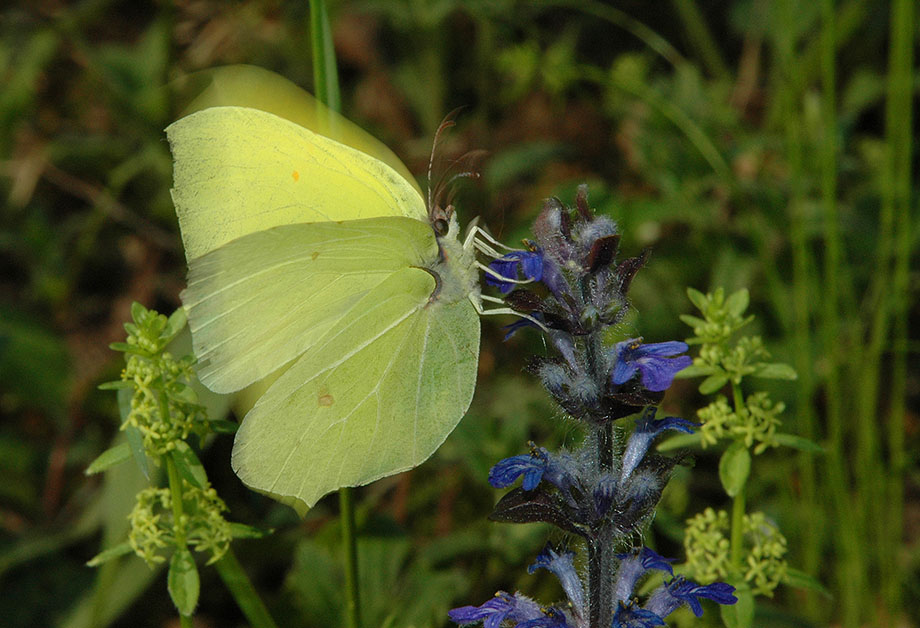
[428,213,480,308]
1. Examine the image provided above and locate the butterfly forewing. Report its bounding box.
[167,106,428,261]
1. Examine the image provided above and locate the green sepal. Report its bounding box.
[773,433,825,453]
[719,441,750,497]
[98,380,134,390]
[170,441,208,489]
[108,341,135,353]
[783,567,831,596]
[699,373,729,394]
[229,522,272,539]
[719,582,754,628]
[85,442,132,475]
[86,541,134,567]
[168,547,200,617]
[752,362,797,380]
[656,432,703,451]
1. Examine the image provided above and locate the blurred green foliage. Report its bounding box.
[0,1,916,627]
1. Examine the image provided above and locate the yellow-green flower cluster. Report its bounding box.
[684,507,787,596]
[128,481,231,567]
[697,392,782,454]
[115,305,209,456]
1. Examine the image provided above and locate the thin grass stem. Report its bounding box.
[310,3,361,628]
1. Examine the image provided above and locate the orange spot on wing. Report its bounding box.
[318,393,334,407]
[292,170,300,182]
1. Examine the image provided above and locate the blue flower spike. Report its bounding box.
[611,339,693,392]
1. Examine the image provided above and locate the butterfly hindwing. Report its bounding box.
[231,265,480,510]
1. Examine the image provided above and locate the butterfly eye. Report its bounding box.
[433,217,449,236]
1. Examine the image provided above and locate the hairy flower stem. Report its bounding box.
[587,325,614,628]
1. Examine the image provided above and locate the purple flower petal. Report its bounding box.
[528,546,585,615]
[486,251,544,294]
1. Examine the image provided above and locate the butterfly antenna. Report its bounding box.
[437,148,488,209]
[427,110,463,210]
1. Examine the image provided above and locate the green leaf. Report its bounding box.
[109,341,144,354]
[86,542,134,567]
[686,287,707,312]
[170,441,208,489]
[85,443,132,475]
[679,313,707,329]
[98,380,133,390]
[725,288,749,318]
[130,301,146,323]
[229,523,272,539]
[699,373,728,394]
[783,567,831,596]
[674,363,716,378]
[773,433,825,453]
[163,308,188,344]
[719,442,750,497]
[124,423,150,481]
[168,547,199,617]
[168,383,199,405]
[720,583,754,628]
[209,420,239,434]
[656,432,703,451]
[753,362,797,380]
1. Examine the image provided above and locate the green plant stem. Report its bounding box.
[729,382,746,570]
[671,0,730,80]
[541,0,687,69]
[339,488,361,628]
[164,454,192,628]
[215,549,280,628]
[310,4,360,627]
[580,65,731,181]
[811,0,838,616]
[730,485,746,570]
[883,0,913,615]
[309,0,340,113]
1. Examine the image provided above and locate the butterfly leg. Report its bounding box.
[476,261,538,287]
[468,293,549,332]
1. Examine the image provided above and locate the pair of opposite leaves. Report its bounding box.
[168,66,482,515]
